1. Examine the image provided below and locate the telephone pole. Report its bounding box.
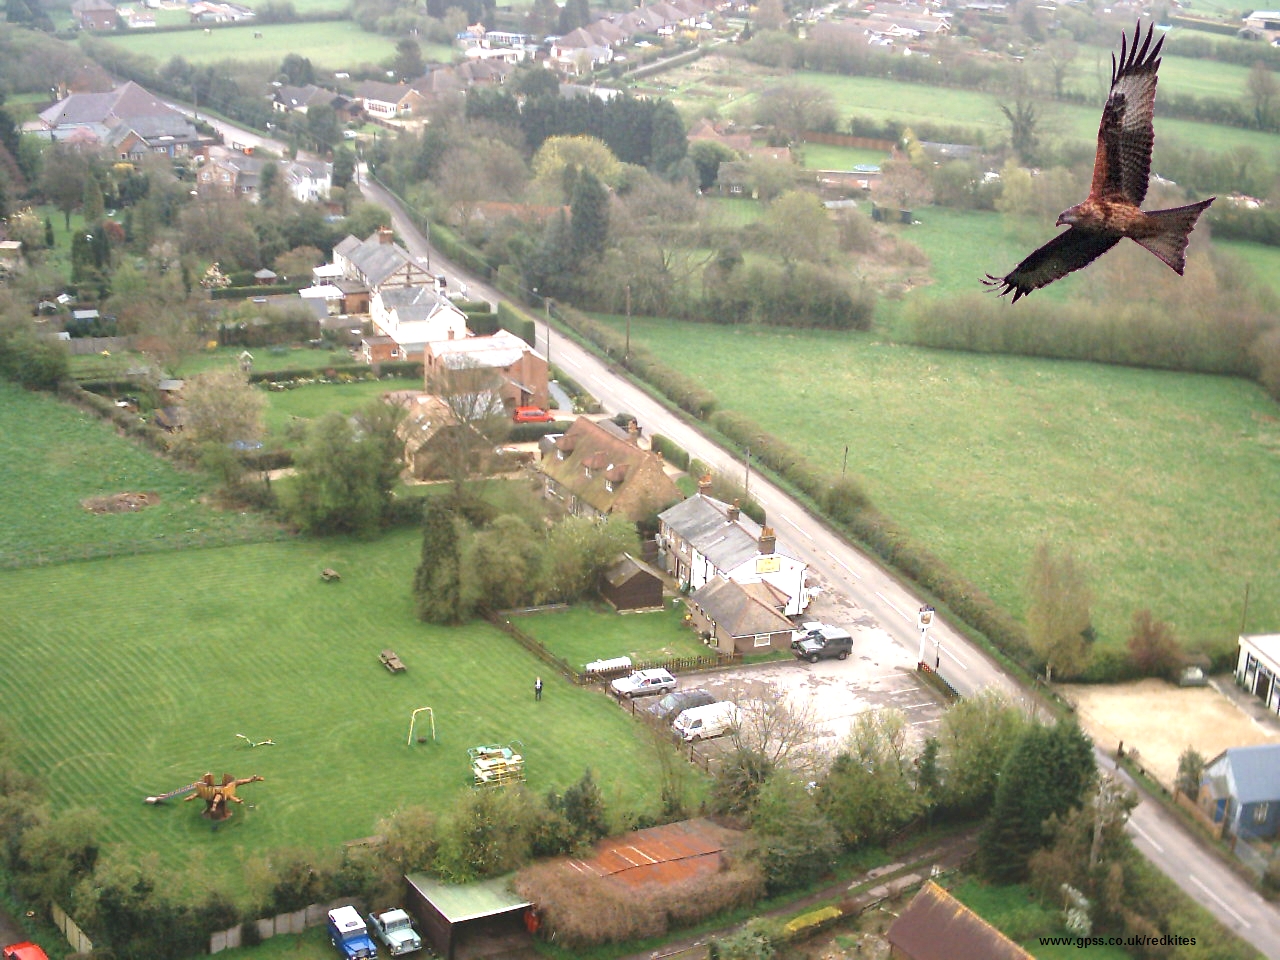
[624,284,631,362]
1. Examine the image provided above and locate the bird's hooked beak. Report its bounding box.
[1057,210,1078,227]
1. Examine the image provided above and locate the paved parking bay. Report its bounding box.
[636,583,949,765]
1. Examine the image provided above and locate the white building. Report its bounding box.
[658,487,810,617]
[1236,633,1280,717]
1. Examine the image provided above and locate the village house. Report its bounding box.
[600,553,666,612]
[539,416,681,524]
[423,329,549,413]
[657,484,810,617]
[71,0,119,31]
[36,81,201,158]
[365,285,468,363]
[356,80,429,119]
[1236,633,1280,718]
[685,576,795,655]
[1199,743,1280,842]
[196,150,332,204]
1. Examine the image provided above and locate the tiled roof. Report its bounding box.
[689,577,792,638]
[887,882,1034,960]
[541,417,681,522]
[1209,744,1280,805]
[659,494,797,572]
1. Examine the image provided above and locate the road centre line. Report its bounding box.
[1128,820,1164,854]
[1189,874,1251,928]
[777,514,813,540]
[825,550,862,581]
[875,592,912,623]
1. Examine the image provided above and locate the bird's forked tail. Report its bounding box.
[1135,198,1215,274]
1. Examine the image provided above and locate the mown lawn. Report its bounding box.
[947,877,1133,960]
[513,601,706,668]
[94,21,449,71]
[260,376,421,446]
[597,317,1280,658]
[0,527,665,893]
[0,380,280,567]
[797,142,890,170]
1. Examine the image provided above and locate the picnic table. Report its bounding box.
[380,649,406,673]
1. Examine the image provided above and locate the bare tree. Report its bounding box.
[753,81,837,143]
[1246,61,1279,131]
[425,360,511,498]
[1039,38,1079,99]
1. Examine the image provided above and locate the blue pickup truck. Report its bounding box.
[327,905,378,960]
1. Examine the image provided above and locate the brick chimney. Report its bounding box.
[627,419,640,445]
[697,474,712,496]
[758,525,776,555]
[377,226,394,244]
[727,499,740,522]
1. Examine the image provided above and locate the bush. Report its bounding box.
[509,420,571,442]
[650,434,690,470]
[496,301,537,347]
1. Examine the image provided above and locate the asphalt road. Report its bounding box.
[355,166,1280,958]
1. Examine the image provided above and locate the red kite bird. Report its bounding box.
[983,23,1214,302]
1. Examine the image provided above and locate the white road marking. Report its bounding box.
[1129,820,1164,854]
[777,514,813,540]
[875,592,912,623]
[899,701,936,710]
[1190,873,1251,928]
[942,645,969,671]
[825,550,862,581]
[910,718,942,725]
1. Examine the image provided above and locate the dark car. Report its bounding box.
[791,625,854,663]
[645,688,716,724]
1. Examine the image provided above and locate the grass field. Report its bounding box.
[798,142,890,170]
[947,877,1132,960]
[0,380,280,568]
[0,527,666,892]
[514,601,706,668]
[596,315,1280,658]
[94,21,447,72]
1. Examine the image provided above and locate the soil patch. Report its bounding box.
[81,491,160,514]
[1060,678,1280,788]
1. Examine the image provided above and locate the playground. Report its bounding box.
[0,528,662,890]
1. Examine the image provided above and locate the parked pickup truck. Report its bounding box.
[790,623,853,663]
[368,908,422,956]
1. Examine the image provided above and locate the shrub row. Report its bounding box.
[509,420,572,442]
[428,223,494,280]
[650,434,690,471]
[496,301,537,347]
[58,381,172,454]
[209,283,306,300]
[247,362,422,385]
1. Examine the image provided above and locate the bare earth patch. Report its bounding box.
[1060,678,1280,789]
[81,491,160,514]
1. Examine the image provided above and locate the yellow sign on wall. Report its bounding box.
[756,556,781,574]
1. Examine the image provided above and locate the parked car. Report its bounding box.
[3,945,50,960]
[513,406,555,423]
[611,668,677,699]
[673,701,740,742]
[790,623,853,663]
[368,907,422,955]
[646,688,715,724]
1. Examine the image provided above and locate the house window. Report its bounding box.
[1254,802,1270,824]
[604,480,613,492]
[556,449,564,461]
[753,634,772,648]
[584,466,592,478]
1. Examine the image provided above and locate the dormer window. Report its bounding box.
[556,449,565,460]
[604,480,614,492]
[584,465,593,478]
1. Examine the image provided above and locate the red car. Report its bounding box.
[513,406,555,423]
[3,944,50,960]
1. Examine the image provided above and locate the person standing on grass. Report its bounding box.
[534,676,543,701]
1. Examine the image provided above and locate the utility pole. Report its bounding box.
[744,448,751,499]
[544,297,552,367]
[624,284,631,362]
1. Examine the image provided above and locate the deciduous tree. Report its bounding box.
[1026,540,1093,682]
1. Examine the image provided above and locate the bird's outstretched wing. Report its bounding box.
[982,228,1121,302]
[1091,21,1163,206]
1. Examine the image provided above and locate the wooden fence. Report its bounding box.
[52,902,93,954]
[211,899,364,954]
[483,610,740,686]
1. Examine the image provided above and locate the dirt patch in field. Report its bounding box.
[81,491,160,513]
[563,818,742,888]
[1060,678,1280,789]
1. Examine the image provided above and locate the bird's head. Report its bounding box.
[1056,204,1083,227]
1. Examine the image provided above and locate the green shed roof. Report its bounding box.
[406,873,530,923]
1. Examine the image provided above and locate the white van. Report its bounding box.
[673,701,740,742]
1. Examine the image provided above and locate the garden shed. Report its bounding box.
[601,553,665,612]
[404,873,533,960]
